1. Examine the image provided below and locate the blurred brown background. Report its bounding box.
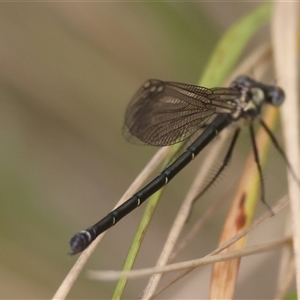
[0,2,289,299]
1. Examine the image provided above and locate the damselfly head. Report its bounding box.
[231,75,285,108]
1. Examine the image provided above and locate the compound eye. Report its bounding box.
[235,75,252,84]
[269,87,285,106]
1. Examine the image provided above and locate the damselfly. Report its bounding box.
[70,75,289,255]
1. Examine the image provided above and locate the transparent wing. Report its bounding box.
[123,79,240,146]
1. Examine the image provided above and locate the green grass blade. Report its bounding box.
[200,2,272,87]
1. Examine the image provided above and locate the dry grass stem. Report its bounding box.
[151,194,288,298]
[87,236,291,281]
[52,147,171,300]
[272,2,300,297]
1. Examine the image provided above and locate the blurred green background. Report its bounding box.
[0,2,290,299]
